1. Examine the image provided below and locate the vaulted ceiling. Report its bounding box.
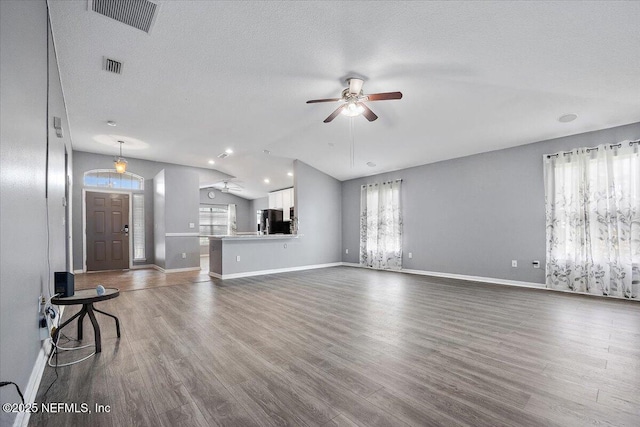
[48,1,640,199]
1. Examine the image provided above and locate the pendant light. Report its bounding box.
[114,140,127,173]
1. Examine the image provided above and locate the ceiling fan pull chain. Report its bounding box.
[350,118,355,168]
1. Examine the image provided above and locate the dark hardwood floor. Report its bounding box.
[31,267,640,426]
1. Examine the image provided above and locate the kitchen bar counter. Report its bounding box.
[204,234,300,241]
[207,233,309,279]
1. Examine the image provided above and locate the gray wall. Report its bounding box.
[1,1,72,424]
[163,168,200,270]
[248,197,268,232]
[218,160,342,275]
[342,122,640,284]
[199,188,252,232]
[153,170,166,269]
[72,151,233,270]
[295,160,342,265]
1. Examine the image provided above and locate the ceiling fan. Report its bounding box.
[213,180,243,193]
[306,77,402,123]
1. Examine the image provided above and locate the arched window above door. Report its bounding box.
[83,169,144,190]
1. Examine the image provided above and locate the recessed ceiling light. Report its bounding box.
[263,149,271,155]
[107,121,117,127]
[225,148,234,154]
[558,113,578,123]
[366,162,376,167]
[287,172,293,177]
[264,178,270,184]
[208,160,215,165]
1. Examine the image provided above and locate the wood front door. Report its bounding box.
[86,191,129,271]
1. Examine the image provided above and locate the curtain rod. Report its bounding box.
[546,139,640,159]
[362,179,403,187]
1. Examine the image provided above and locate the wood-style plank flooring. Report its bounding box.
[31,267,640,426]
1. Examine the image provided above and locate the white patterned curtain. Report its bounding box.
[228,204,237,235]
[360,180,403,269]
[544,142,639,299]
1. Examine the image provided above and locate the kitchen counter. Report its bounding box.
[204,234,300,241]
[207,233,305,279]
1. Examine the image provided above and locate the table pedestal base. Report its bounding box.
[53,303,121,354]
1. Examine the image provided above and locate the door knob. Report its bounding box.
[122,225,129,234]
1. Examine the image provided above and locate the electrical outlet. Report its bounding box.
[181,252,187,259]
[512,260,518,268]
[532,260,540,269]
[189,222,195,229]
[408,252,413,259]
[283,243,287,249]
[236,255,241,262]
[345,248,349,254]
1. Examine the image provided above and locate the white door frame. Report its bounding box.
[82,188,133,272]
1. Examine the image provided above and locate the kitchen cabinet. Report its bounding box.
[268,188,294,221]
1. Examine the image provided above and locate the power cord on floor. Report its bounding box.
[0,381,25,405]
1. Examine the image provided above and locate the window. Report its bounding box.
[132,194,145,261]
[199,205,230,245]
[83,169,144,190]
[359,180,403,269]
[544,143,639,298]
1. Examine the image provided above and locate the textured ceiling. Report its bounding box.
[48,1,640,199]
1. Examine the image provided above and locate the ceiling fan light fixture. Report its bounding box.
[114,140,127,173]
[341,102,365,117]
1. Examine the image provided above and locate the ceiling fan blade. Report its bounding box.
[324,105,345,123]
[306,98,341,104]
[359,103,378,122]
[365,92,403,101]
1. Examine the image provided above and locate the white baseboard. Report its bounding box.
[130,264,154,270]
[340,262,544,289]
[73,269,83,274]
[209,262,343,280]
[13,342,49,427]
[401,268,544,289]
[152,265,201,273]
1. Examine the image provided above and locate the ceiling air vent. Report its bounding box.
[103,57,123,74]
[89,0,159,34]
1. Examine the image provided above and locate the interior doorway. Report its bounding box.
[85,191,130,271]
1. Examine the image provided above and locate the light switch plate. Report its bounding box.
[512,260,518,268]
[189,222,195,229]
